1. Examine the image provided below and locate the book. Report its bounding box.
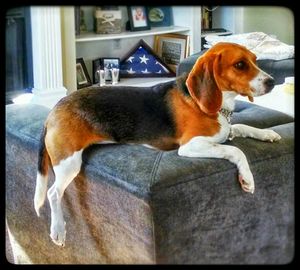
[201,6,212,29]
[74,6,80,36]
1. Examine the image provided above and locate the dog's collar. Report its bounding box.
[219,108,233,123]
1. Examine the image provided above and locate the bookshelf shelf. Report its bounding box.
[75,26,190,43]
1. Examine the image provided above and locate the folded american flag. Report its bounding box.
[120,39,175,78]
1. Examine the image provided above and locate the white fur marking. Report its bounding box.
[142,144,157,149]
[47,149,83,246]
[97,141,157,149]
[34,172,48,217]
[250,69,273,97]
[96,140,116,145]
[222,91,237,111]
[205,114,231,144]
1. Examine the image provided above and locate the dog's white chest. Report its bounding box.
[211,114,231,143]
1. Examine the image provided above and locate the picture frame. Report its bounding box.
[76,58,92,89]
[94,7,122,34]
[92,58,101,84]
[154,34,190,73]
[120,39,175,78]
[127,6,151,31]
[147,6,173,27]
[101,58,120,81]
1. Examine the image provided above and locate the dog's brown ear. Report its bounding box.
[186,54,222,115]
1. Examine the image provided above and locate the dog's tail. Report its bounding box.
[34,126,51,217]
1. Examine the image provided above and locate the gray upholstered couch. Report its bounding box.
[6,48,295,264]
[6,98,294,264]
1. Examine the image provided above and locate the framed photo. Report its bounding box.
[127,6,150,31]
[147,6,173,27]
[101,58,120,81]
[92,58,101,84]
[154,34,190,72]
[76,58,92,89]
[94,8,122,34]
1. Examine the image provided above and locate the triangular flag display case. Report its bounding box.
[120,39,176,78]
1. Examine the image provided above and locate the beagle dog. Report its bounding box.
[34,42,281,246]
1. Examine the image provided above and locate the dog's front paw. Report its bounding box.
[238,170,255,194]
[50,221,66,247]
[261,130,281,142]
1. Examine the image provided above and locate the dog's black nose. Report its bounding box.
[264,78,275,93]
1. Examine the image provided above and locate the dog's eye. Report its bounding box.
[234,61,247,70]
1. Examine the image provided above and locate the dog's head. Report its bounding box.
[186,42,275,115]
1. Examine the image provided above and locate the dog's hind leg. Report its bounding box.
[41,107,106,246]
[47,149,83,246]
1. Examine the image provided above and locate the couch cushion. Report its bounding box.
[233,100,294,128]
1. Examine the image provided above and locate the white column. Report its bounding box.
[30,6,67,109]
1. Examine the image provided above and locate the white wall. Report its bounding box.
[61,7,77,93]
[213,6,294,45]
[242,6,294,45]
[213,7,235,31]
[172,6,201,53]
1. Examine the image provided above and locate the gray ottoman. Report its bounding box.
[6,101,294,264]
